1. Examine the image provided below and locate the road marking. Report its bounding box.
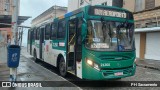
[22,55,82,90]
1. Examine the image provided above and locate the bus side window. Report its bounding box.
[28,30,30,42]
[77,18,82,45]
[51,23,57,39]
[57,20,66,39]
[36,28,40,40]
[30,30,33,41]
[33,28,37,40]
[45,24,51,40]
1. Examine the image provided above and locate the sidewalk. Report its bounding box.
[0,46,9,81]
[0,47,80,89]
[0,63,9,81]
[136,58,160,71]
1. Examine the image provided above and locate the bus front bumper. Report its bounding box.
[83,63,136,80]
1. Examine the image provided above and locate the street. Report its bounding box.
[1,0,160,90]
[17,47,160,90]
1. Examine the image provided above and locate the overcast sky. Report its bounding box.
[19,0,68,46]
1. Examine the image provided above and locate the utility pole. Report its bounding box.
[10,0,19,82]
[12,0,19,45]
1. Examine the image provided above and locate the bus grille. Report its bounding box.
[102,67,133,76]
[99,55,132,61]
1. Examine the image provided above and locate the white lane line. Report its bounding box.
[22,54,82,90]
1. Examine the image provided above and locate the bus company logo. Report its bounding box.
[117,63,121,67]
[1,82,42,87]
[2,82,11,87]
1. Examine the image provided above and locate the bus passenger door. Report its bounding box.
[68,18,82,75]
[40,27,45,60]
[44,24,51,64]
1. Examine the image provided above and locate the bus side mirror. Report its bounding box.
[82,24,87,42]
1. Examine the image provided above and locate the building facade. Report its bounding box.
[68,0,125,12]
[68,0,160,60]
[0,0,14,45]
[31,5,67,26]
[0,0,16,15]
[134,0,160,60]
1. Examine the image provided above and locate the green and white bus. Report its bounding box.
[27,5,136,80]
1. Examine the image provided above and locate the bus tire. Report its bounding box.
[113,78,121,81]
[59,57,67,77]
[33,50,38,62]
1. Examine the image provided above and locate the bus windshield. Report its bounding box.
[85,20,134,51]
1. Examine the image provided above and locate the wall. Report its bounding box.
[123,0,136,12]
[68,0,112,12]
[68,0,79,12]
[0,0,13,15]
[32,6,67,26]
[0,30,7,63]
[155,0,160,7]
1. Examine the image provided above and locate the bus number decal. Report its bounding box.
[52,43,58,47]
[101,63,110,67]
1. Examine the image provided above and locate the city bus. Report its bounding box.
[27,5,136,80]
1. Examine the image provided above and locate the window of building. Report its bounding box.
[5,0,10,11]
[102,2,107,6]
[51,23,57,39]
[112,0,123,8]
[45,24,51,40]
[6,0,10,3]
[146,22,157,28]
[80,0,84,6]
[135,24,141,28]
[135,0,144,12]
[145,0,155,10]
[57,20,66,39]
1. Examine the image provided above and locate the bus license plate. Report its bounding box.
[114,72,123,76]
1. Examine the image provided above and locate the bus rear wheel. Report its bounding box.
[59,57,67,77]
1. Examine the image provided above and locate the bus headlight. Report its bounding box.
[86,59,100,71]
[87,59,93,66]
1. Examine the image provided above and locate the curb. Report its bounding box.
[136,64,160,71]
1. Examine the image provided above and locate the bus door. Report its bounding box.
[68,18,82,73]
[39,27,45,60]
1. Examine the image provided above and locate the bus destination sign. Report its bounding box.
[88,6,132,19]
[94,8,127,18]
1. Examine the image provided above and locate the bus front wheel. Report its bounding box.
[59,57,67,77]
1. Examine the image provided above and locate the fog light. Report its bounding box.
[94,63,100,71]
[134,58,137,63]
[87,59,93,66]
